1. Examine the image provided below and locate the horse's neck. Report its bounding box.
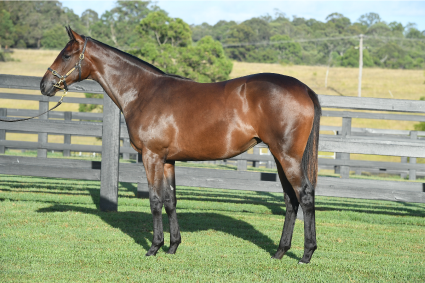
[90,45,161,113]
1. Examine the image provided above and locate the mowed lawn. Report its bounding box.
[0,175,424,282]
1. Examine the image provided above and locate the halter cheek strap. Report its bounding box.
[48,36,90,93]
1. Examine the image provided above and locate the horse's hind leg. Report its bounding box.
[163,161,181,254]
[270,149,317,264]
[142,150,165,256]
[272,158,300,259]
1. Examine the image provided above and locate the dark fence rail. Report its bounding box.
[1,74,424,209]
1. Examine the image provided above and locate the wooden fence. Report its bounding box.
[1,74,424,211]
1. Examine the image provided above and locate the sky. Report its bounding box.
[61,0,425,31]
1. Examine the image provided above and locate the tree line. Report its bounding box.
[193,11,425,70]
[1,0,424,72]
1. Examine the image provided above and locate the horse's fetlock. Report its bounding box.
[305,242,317,251]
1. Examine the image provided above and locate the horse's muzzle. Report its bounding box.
[40,78,57,97]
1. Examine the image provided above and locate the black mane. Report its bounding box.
[84,36,193,81]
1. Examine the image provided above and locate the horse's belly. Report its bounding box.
[167,137,260,161]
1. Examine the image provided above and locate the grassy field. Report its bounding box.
[0,175,424,282]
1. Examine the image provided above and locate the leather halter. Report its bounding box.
[48,36,90,93]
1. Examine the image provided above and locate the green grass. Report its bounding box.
[0,175,424,282]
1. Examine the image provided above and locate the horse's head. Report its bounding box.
[40,27,91,96]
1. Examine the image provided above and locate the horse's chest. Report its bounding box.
[125,118,175,150]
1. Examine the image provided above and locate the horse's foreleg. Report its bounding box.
[142,151,165,256]
[163,161,181,254]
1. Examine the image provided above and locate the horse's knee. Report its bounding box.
[150,195,163,216]
[164,198,174,211]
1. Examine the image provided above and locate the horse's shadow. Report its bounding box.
[36,203,300,261]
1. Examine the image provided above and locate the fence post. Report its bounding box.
[339,116,352,178]
[123,138,130,160]
[137,153,149,198]
[409,131,417,181]
[100,95,121,211]
[63,112,72,157]
[237,159,247,171]
[253,146,260,167]
[37,99,49,158]
[0,108,6,154]
[400,156,408,179]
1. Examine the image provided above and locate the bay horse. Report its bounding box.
[40,27,321,264]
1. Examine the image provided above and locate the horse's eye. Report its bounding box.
[63,54,71,60]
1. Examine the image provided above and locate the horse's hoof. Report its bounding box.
[145,250,157,256]
[272,248,289,260]
[166,242,180,254]
[145,242,164,256]
[298,259,310,264]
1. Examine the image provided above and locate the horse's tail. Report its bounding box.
[302,88,321,189]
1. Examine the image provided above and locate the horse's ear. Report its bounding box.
[65,26,74,41]
[70,28,84,43]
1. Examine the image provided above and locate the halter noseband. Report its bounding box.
[48,36,90,93]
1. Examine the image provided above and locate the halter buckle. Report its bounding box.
[51,70,60,77]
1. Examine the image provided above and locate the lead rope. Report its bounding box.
[0,37,89,123]
[0,92,67,122]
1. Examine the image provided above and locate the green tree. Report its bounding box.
[181,36,233,82]
[0,9,15,49]
[243,18,271,42]
[358,12,381,27]
[406,27,425,39]
[131,13,232,83]
[326,13,351,34]
[79,93,104,113]
[340,47,374,67]
[191,22,213,42]
[40,25,69,49]
[388,21,404,34]
[374,42,405,68]
[138,11,191,47]
[111,1,156,47]
[224,24,256,61]
[81,9,99,37]
[60,7,86,34]
[271,34,302,64]
[366,22,392,36]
